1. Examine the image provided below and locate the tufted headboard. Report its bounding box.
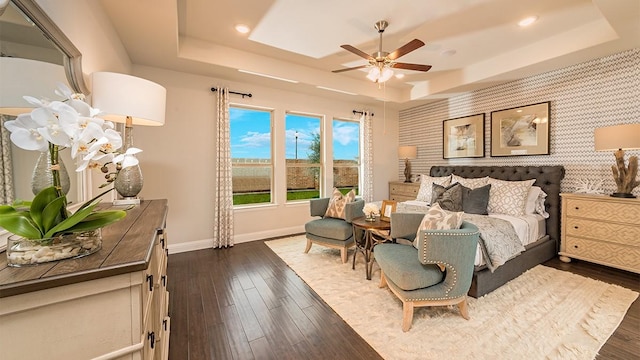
[430,165,565,248]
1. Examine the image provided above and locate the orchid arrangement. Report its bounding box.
[0,83,141,240]
[363,203,380,217]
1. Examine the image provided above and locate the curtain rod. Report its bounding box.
[353,110,374,117]
[210,87,252,98]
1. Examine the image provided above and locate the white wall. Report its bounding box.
[132,66,399,252]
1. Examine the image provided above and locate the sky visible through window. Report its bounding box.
[230,107,359,160]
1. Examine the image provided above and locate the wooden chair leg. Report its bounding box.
[304,238,312,254]
[402,301,414,332]
[379,270,388,288]
[457,297,470,320]
[340,247,348,263]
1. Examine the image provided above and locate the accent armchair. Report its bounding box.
[374,214,479,331]
[304,197,365,263]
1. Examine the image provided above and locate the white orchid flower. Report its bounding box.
[4,113,49,151]
[113,147,142,169]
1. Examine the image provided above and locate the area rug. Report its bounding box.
[266,235,638,360]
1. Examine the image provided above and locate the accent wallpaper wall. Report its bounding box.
[399,48,639,196]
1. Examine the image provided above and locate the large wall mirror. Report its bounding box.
[0,0,89,209]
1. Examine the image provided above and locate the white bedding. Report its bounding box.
[390,200,546,266]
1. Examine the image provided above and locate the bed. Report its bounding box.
[396,165,565,298]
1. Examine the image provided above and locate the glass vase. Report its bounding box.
[6,229,102,267]
[31,150,70,196]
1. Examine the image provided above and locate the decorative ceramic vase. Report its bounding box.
[6,228,102,267]
[114,123,143,199]
[31,150,71,196]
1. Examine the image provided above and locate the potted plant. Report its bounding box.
[0,83,141,266]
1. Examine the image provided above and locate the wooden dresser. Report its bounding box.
[560,193,640,273]
[0,199,170,360]
[389,181,420,202]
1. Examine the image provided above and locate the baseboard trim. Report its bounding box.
[167,225,305,254]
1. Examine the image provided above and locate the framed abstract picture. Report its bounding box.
[490,101,550,156]
[443,113,485,159]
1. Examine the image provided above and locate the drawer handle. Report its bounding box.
[573,245,579,249]
[148,331,155,349]
[163,319,168,331]
[573,226,579,229]
[146,274,154,292]
[160,237,165,249]
[161,275,167,287]
[574,206,579,210]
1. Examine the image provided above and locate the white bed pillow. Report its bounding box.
[451,174,489,189]
[487,178,536,216]
[415,175,451,203]
[525,186,549,218]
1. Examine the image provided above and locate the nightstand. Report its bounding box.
[389,181,420,202]
[560,193,640,273]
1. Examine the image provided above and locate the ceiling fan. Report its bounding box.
[332,20,432,83]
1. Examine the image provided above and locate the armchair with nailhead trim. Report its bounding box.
[374,216,479,332]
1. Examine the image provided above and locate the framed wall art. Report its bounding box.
[443,113,485,159]
[490,101,550,156]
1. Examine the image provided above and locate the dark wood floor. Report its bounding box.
[167,240,639,360]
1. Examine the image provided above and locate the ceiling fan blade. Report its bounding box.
[332,64,369,73]
[387,39,425,60]
[391,62,432,72]
[340,45,373,60]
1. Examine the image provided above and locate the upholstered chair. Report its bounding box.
[374,217,479,331]
[304,197,365,263]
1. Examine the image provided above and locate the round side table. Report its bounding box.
[351,216,392,280]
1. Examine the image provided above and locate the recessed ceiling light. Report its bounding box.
[440,49,457,57]
[518,16,538,27]
[235,24,251,34]
[395,73,405,79]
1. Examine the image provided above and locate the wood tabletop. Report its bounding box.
[351,216,391,230]
[0,199,168,298]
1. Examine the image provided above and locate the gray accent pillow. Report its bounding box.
[461,184,491,215]
[431,183,462,212]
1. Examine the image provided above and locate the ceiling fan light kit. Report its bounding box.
[333,20,431,83]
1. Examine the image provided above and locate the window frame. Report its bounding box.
[331,117,361,195]
[284,111,324,202]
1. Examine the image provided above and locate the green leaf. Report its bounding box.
[43,199,101,238]
[64,210,127,233]
[29,186,58,232]
[41,196,68,234]
[0,214,42,239]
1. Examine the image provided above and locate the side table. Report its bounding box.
[352,216,392,280]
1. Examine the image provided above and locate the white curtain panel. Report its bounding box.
[213,88,234,248]
[360,112,374,202]
[0,116,14,204]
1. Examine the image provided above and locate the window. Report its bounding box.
[230,106,273,205]
[332,119,360,195]
[285,113,322,201]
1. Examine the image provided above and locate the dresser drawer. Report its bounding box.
[565,218,640,247]
[563,236,640,272]
[565,198,640,224]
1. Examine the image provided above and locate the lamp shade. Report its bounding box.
[91,72,166,126]
[594,123,640,151]
[398,146,417,159]
[0,57,68,116]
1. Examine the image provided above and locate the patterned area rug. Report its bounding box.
[266,235,638,360]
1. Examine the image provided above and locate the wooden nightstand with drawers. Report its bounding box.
[560,193,640,273]
[389,181,420,202]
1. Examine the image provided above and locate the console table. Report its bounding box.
[0,199,170,360]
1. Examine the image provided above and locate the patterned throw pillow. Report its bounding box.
[487,178,536,216]
[324,188,356,219]
[431,183,462,212]
[415,175,451,203]
[451,174,489,189]
[413,203,464,249]
[461,184,491,215]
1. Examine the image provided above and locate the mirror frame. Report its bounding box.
[10,0,90,95]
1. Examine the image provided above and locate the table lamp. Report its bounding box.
[398,146,417,183]
[91,72,166,205]
[594,123,640,198]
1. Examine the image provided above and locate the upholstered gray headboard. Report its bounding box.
[429,166,565,248]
